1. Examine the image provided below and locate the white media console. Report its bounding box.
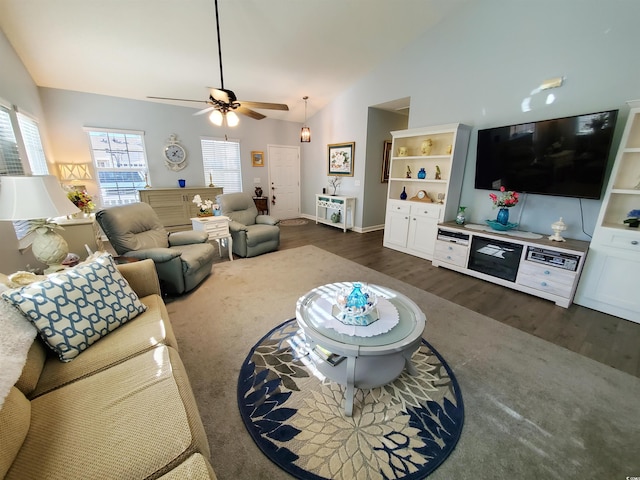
[432,222,590,308]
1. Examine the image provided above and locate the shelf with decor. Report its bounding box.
[383,123,471,260]
[574,100,640,323]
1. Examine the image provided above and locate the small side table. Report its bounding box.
[191,216,233,261]
[253,196,269,215]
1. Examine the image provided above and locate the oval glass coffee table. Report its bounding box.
[295,282,426,416]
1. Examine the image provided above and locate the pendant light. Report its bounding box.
[300,96,311,142]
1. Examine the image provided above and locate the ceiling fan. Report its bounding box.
[147,0,288,125]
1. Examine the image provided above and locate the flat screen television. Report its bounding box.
[475,110,618,199]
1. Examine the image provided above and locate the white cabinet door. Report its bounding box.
[407,215,438,257]
[574,246,640,323]
[384,210,410,248]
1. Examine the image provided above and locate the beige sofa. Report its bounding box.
[0,259,216,480]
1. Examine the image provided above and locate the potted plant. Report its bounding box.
[623,209,640,228]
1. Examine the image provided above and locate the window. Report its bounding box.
[0,102,50,241]
[201,137,242,193]
[17,112,49,175]
[0,105,23,176]
[85,128,147,206]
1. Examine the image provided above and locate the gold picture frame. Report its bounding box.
[251,151,264,167]
[328,142,355,176]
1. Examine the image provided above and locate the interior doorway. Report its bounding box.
[267,145,300,220]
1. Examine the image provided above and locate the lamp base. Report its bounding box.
[32,227,69,273]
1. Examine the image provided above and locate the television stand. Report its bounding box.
[432,222,590,308]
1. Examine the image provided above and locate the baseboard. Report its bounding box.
[299,214,384,234]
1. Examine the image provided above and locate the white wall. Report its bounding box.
[0,29,47,272]
[300,0,640,241]
[38,87,301,204]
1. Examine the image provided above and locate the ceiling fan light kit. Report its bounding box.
[301,96,311,142]
[147,0,288,127]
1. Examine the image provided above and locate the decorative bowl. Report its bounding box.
[334,283,378,326]
[486,220,518,231]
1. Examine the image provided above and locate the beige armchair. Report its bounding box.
[96,202,215,295]
[216,192,280,258]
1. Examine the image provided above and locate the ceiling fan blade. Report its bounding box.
[194,106,215,116]
[239,101,289,111]
[147,96,209,104]
[236,106,266,120]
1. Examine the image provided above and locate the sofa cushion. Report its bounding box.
[170,243,216,275]
[157,453,218,479]
[31,294,176,397]
[6,346,209,480]
[0,387,31,479]
[246,224,280,247]
[0,286,36,408]
[2,254,147,362]
[14,341,47,398]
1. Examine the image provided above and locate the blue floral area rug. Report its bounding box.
[237,319,464,480]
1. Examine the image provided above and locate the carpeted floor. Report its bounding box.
[166,245,640,480]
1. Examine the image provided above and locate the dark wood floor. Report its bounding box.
[221,220,639,378]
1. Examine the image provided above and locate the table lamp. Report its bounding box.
[0,175,80,273]
[58,162,92,191]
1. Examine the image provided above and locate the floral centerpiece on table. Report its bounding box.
[192,194,218,216]
[489,186,519,208]
[67,190,95,214]
[623,209,640,228]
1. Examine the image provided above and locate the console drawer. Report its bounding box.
[517,262,576,298]
[434,241,468,267]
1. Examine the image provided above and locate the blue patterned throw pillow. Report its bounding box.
[1,254,147,362]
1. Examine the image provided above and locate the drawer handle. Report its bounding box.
[423,210,429,214]
[448,246,453,250]
[447,255,452,260]
[632,240,639,245]
[544,270,550,275]
[541,282,548,287]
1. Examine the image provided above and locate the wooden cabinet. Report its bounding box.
[139,187,223,232]
[432,223,589,308]
[383,124,471,260]
[574,100,640,323]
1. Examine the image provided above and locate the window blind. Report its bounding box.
[0,105,23,176]
[17,113,49,175]
[201,138,242,193]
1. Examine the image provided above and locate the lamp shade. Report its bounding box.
[58,163,93,181]
[0,175,80,220]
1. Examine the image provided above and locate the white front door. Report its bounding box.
[267,145,300,220]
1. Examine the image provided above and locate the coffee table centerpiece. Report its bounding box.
[333,282,378,326]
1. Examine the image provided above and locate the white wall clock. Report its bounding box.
[164,134,187,171]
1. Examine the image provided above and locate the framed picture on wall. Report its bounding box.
[251,151,264,167]
[381,140,392,182]
[328,142,355,176]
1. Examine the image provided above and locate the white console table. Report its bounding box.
[432,222,590,308]
[315,194,355,232]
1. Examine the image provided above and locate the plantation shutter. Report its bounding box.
[201,138,242,193]
[17,112,49,175]
[0,105,23,176]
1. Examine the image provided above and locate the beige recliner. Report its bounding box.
[216,192,280,258]
[96,202,215,295]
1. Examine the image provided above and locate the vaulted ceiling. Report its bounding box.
[0,0,468,122]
